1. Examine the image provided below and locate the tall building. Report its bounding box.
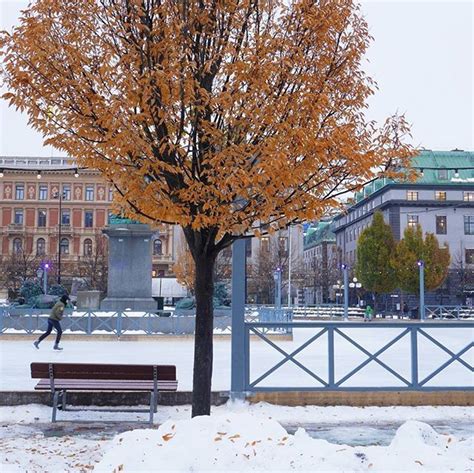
[302,219,338,304]
[332,149,474,304]
[0,157,176,291]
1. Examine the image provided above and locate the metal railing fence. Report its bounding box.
[240,320,474,392]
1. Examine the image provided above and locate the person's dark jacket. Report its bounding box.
[49,301,66,321]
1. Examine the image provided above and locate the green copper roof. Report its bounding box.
[304,220,336,250]
[353,150,474,203]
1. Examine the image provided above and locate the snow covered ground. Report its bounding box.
[1,326,472,390]
[0,402,473,472]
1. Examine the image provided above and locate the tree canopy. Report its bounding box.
[1,0,413,244]
[355,211,397,296]
[394,225,450,294]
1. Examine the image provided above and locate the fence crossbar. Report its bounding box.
[334,328,411,387]
[65,312,90,332]
[89,311,119,334]
[417,329,473,386]
[418,329,473,372]
[248,326,328,388]
[118,312,143,334]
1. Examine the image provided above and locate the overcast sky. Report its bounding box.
[0,0,472,157]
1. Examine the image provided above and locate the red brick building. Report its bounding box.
[0,157,175,289]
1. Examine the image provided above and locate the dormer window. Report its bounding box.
[438,168,448,180]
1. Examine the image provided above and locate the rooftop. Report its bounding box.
[303,220,336,250]
[352,149,474,204]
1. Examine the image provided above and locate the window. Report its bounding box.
[407,191,418,201]
[61,209,70,226]
[83,239,93,256]
[36,238,46,256]
[436,216,447,235]
[279,236,288,253]
[108,187,114,201]
[261,236,270,252]
[15,184,24,200]
[39,185,48,200]
[153,239,162,255]
[14,209,23,225]
[464,216,474,235]
[407,214,418,229]
[464,192,474,202]
[85,185,94,201]
[13,238,22,254]
[466,249,474,265]
[38,209,47,227]
[435,191,446,201]
[62,184,71,201]
[438,168,448,180]
[60,238,69,254]
[84,210,93,228]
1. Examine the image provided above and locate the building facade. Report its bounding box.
[0,157,176,291]
[332,150,474,304]
[302,220,338,304]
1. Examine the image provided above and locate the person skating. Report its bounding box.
[34,294,69,350]
[364,304,373,322]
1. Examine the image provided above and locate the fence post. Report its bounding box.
[328,326,335,388]
[231,238,246,399]
[410,326,419,389]
[86,312,92,335]
[117,311,122,337]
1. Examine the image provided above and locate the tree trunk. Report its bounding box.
[192,253,216,417]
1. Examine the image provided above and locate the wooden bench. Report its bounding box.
[31,362,178,424]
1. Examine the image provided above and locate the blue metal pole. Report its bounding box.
[231,239,246,397]
[419,261,425,320]
[43,267,48,294]
[343,265,349,321]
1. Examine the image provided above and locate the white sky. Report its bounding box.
[0,0,472,157]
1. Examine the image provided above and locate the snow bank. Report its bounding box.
[96,414,473,472]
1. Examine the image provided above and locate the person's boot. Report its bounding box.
[33,340,40,349]
[53,344,63,351]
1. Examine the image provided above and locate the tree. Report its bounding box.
[0,250,41,296]
[394,225,450,296]
[1,0,414,416]
[355,212,397,308]
[78,232,109,293]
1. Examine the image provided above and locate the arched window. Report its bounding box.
[60,238,69,255]
[83,238,93,256]
[153,239,162,255]
[36,238,46,256]
[13,238,22,254]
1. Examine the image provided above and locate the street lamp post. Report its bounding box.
[53,190,66,285]
[418,260,425,320]
[274,267,282,310]
[342,264,349,321]
[349,277,362,306]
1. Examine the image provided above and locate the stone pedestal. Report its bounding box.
[100,223,157,311]
[76,290,101,310]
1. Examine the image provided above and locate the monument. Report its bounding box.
[100,215,157,311]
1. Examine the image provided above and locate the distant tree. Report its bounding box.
[0,250,41,295]
[393,225,450,295]
[355,212,397,308]
[78,233,108,293]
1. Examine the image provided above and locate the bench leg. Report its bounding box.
[61,390,67,411]
[52,391,60,423]
[149,392,155,425]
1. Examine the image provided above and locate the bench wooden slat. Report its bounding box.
[31,362,176,381]
[34,378,178,391]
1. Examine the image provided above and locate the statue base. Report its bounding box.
[100,297,157,312]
